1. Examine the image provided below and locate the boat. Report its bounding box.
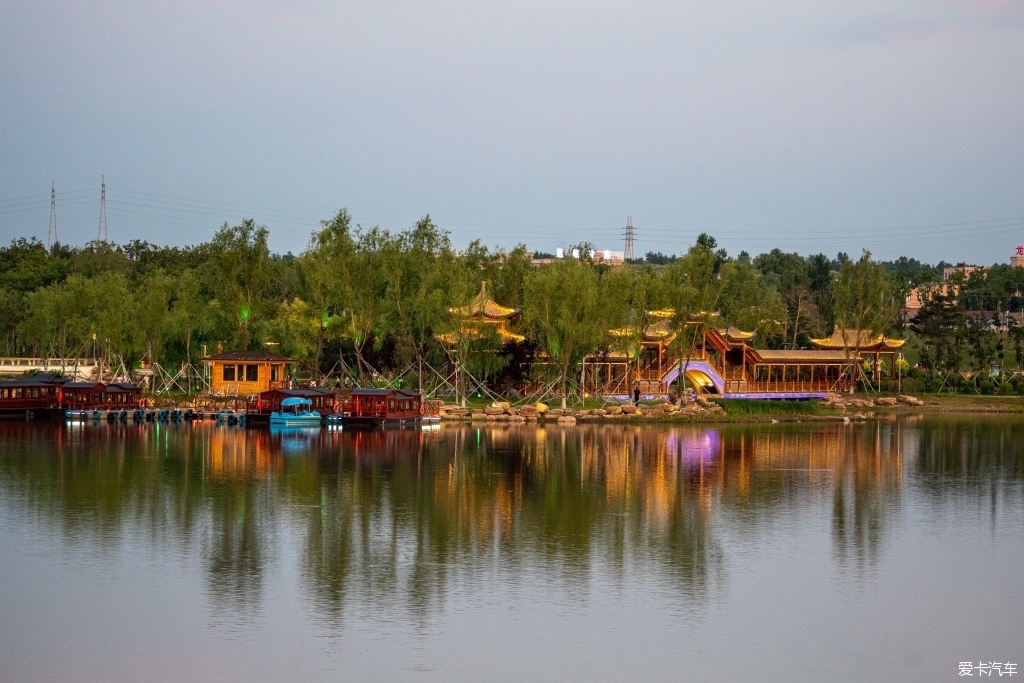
[343,388,423,428]
[246,387,340,425]
[269,396,322,427]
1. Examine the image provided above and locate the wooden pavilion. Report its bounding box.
[436,281,525,346]
[583,311,904,399]
[809,327,906,382]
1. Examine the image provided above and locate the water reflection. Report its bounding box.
[1,417,1021,629]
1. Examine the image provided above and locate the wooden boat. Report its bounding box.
[247,387,339,424]
[269,396,322,427]
[0,373,67,419]
[343,388,423,428]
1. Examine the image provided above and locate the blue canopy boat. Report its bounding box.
[269,396,322,427]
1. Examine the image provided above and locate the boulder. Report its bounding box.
[508,414,526,423]
[875,397,898,406]
[899,395,925,406]
[519,405,539,418]
[546,409,564,418]
[535,402,549,414]
[556,415,577,425]
[591,408,607,416]
[470,411,487,421]
[606,405,623,416]
[484,406,505,416]
[622,405,640,415]
[490,401,511,411]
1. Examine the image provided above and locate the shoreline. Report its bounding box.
[437,393,1024,426]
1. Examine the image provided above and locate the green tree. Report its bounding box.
[135,269,174,364]
[170,269,205,363]
[206,219,271,348]
[522,259,606,409]
[831,251,901,393]
[664,242,729,399]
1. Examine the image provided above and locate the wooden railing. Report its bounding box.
[724,379,842,394]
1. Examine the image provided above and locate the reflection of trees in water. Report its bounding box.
[829,422,904,574]
[0,424,207,550]
[912,415,1024,491]
[3,417,972,625]
[297,425,725,624]
[203,478,276,621]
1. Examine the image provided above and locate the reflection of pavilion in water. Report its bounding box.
[0,420,915,627]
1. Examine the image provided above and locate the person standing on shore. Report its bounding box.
[633,385,641,405]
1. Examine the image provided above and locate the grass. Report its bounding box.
[713,399,825,416]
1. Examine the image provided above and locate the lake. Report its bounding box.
[0,417,1021,682]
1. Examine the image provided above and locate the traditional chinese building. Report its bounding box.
[436,282,525,346]
[583,312,904,399]
[203,350,293,397]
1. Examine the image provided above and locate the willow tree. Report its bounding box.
[522,258,605,409]
[719,257,786,345]
[603,264,668,391]
[665,242,729,399]
[831,250,900,393]
[206,219,270,349]
[306,210,393,382]
[135,269,174,364]
[170,269,204,363]
[385,216,453,392]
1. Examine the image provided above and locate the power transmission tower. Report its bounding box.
[97,176,108,242]
[623,216,635,261]
[47,181,57,248]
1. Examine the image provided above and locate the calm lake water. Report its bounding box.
[0,417,1021,682]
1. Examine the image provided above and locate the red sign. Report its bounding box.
[1017,246,1024,256]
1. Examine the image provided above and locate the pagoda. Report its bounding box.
[437,282,525,345]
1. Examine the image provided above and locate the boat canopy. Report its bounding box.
[280,397,312,407]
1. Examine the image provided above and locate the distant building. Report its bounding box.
[943,263,978,281]
[1011,245,1024,268]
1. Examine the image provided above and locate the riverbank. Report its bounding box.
[437,393,1024,425]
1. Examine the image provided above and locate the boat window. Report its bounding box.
[223,364,236,381]
[271,365,279,381]
[246,365,258,382]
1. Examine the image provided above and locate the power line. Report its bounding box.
[97,176,107,243]
[47,182,57,248]
[623,216,635,261]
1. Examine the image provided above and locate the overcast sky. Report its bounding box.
[1,0,1022,264]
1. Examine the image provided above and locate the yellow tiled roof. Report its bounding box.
[810,327,905,351]
[450,281,518,320]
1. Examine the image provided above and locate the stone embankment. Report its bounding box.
[436,393,927,426]
[438,396,725,424]
[820,393,925,411]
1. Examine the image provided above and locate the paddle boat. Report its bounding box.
[269,396,322,427]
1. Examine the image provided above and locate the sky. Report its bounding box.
[1,0,1022,264]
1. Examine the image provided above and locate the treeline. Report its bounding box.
[0,209,1008,398]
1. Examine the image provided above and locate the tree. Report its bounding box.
[831,251,901,392]
[719,257,786,344]
[522,259,605,409]
[664,242,729,400]
[135,269,174,364]
[170,269,204,363]
[206,220,271,348]
[386,216,452,392]
[602,264,668,390]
